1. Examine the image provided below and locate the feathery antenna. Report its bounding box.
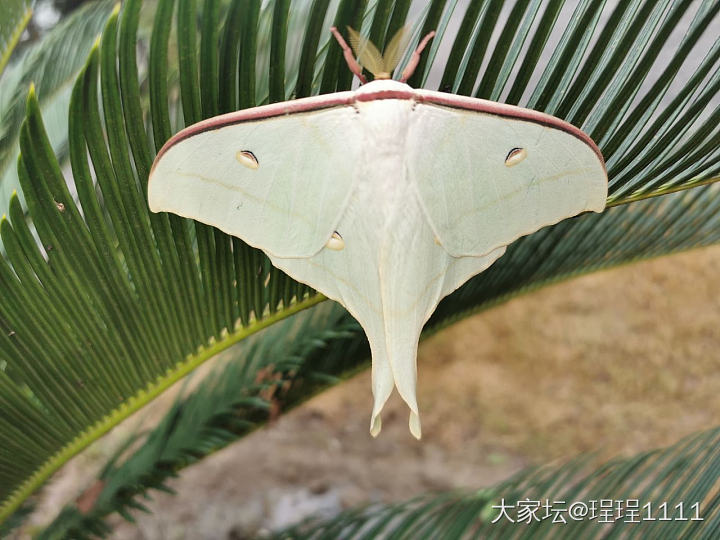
[330,26,435,84]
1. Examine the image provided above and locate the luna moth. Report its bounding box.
[148,26,608,439]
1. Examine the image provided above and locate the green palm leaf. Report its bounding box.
[278,426,720,538]
[38,302,358,538]
[0,0,718,526]
[37,188,720,536]
[0,0,115,213]
[0,0,31,77]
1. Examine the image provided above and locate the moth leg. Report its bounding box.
[399,30,436,83]
[330,26,368,84]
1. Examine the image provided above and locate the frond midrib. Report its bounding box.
[0,293,325,523]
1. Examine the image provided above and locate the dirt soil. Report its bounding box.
[19,246,720,539]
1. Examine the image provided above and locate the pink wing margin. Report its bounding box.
[150,86,606,177]
[412,89,606,172]
[149,91,357,177]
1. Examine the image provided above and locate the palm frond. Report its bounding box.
[0,0,718,525]
[0,0,31,77]
[38,303,357,538]
[433,0,720,205]
[0,503,32,538]
[279,425,720,538]
[0,0,114,213]
[35,184,720,535]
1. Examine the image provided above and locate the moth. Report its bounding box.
[148,26,608,439]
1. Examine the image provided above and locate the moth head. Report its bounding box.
[331,26,435,84]
[346,26,408,80]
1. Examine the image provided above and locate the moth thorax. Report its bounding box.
[358,100,411,150]
[354,79,413,95]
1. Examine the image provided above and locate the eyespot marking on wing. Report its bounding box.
[236,150,259,169]
[326,231,345,251]
[505,147,527,167]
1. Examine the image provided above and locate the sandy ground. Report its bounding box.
[18,245,720,538]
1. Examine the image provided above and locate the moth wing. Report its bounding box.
[149,96,361,258]
[408,90,608,258]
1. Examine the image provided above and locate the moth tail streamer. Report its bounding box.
[368,336,423,440]
[369,345,394,437]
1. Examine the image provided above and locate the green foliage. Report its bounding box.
[0,0,114,213]
[278,426,720,538]
[38,304,359,539]
[0,500,33,538]
[37,185,720,536]
[0,0,718,532]
[0,0,32,77]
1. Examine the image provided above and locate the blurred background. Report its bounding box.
[47,244,719,539]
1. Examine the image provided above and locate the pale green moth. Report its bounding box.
[148,27,608,439]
